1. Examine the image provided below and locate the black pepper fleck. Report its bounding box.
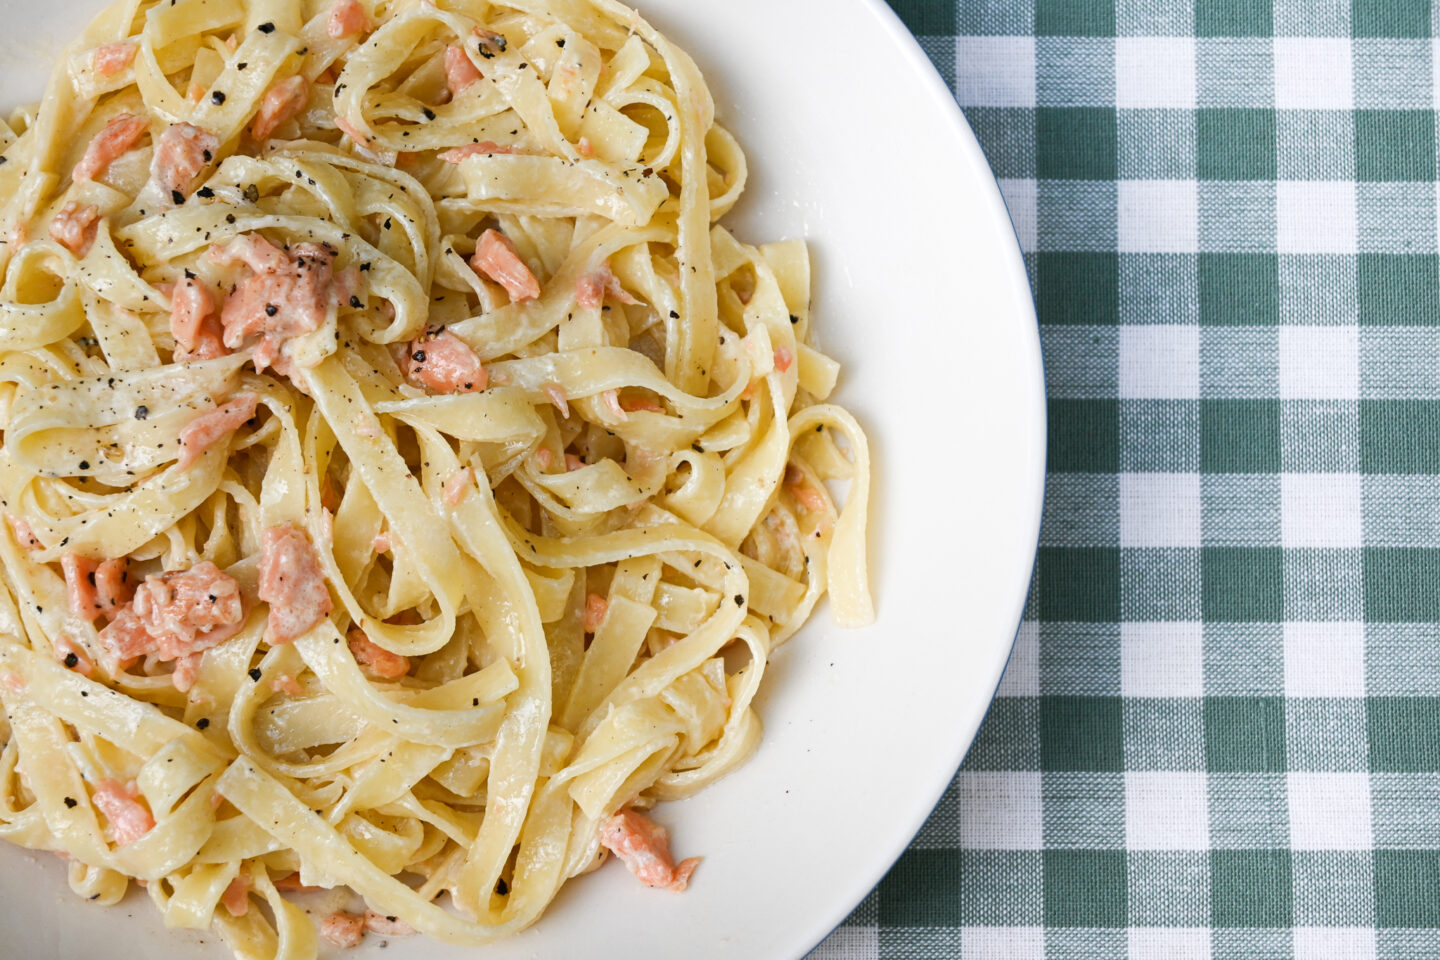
[265,304,278,316]
[64,797,77,808]
[249,667,262,681]
[196,717,210,729]
[257,21,274,32]
[135,405,148,419]
[63,653,79,668]
[171,190,186,204]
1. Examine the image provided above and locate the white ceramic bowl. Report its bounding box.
[0,2,1045,957]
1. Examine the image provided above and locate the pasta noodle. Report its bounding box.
[0,0,873,954]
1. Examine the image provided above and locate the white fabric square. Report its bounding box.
[1282,473,1363,548]
[1278,325,1359,400]
[809,926,879,960]
[963,927,1045,959]
[1278,181,1357,255]
[954,37,1037,107]
[999,178,1037,253]
[958,772,1043,850]
[1119,325,1200,399]
[1119,180,1199,253]
[1288,772,1373,850]
[998,620,1039,697]
[1127,772,1211,850]
[1293,927,1377,960]
[1122,622,1205,697]
[1275,38,1354,109]
[1121,473,1202,547]
[1129,928,1212,960]
[1116,37,1197,108]
[1284,621,1367,698]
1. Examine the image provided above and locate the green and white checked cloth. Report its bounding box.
[808,1,1440,957]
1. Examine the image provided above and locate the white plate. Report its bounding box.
[0,2,1044,957]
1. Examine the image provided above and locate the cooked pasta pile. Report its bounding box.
[0,0,872,955]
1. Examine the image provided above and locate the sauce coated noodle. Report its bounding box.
[0,0,872,955]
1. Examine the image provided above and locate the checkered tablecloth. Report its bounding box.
[809,1,1440,957]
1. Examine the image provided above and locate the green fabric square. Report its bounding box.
[1042,772,1126,847]
[1287,697,1370,771]
[956,0,1036,33]
[1201,399,1281,472]
[1040,547,1120,622]
[1372,773,1440,846]
[1122,547,1203,621]
[1039,180,1119,250]
[1035,0,1116,36]
[1199,254,1280,325]
[1353,0,1431,38]
[1204,623,1283,694]
[1208,773,1291,847]
[1121,254,1200,325]
[1196,0,1274,36]
[1367,623,1440,696]
[1041,474,1119,546]
[1203,547,1283,621]
[1119,109,1197,179]
[1036,252,1119,325]
[1360,402,1440,472]
[1211,929,1294,957]
[1128,852,1211,925]
[1280,254,1358,325]
[1037,37,1116,108]
[1293,851,1375,925]
[1355,110,1437,181]
[1125,698,1207,770]
[1121,400,1201,472]
[1211,850,1293,926]
[1377,930,1440,959]
[960,851,1044,925]
[1040,622,1121,694]
[1043,850,1127,926]
[1197,38,1276,108]
[1205,696,1288,771]
[1201,327,1280,398]
[1042,328,1119,400]
[1278,110,1356,180]
[1045,929,1127,957]
[882,0,956,33]
[963,697,1040,770]
[1368,696,1440,771]
[1357,254,1440,326]
[1199,181,1277,253]
[877,848,962,927]
[1040,695,1125,771]
[1358,183,1437,255]
[1037,107,1118,180]
[1374,850,1440,926]
[1365,549,1440,622]
[1198,109,1277,180]
[1201,474,1282,547]
[1048,399,1119,472]
[1282,402,1360,474]
[966,108,1038,179]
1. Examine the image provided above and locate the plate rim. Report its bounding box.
[784,2,1047,956]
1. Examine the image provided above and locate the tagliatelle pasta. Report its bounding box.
[0,0,872,955]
